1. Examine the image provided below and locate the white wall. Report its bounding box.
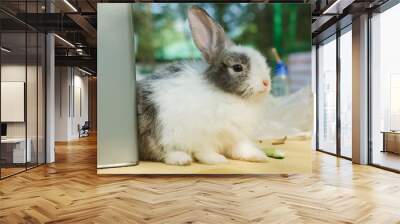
[1,82,25,122]
[1,63,46,164]
[71,73,89,138]
[55,67,89,141]
[1,66,26,134]
[1,65,27,143]
[1,65,40,138]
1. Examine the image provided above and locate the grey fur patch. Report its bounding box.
[205,51,252,97]
[136,63,186,161]
[137,80,164,161]
[165,63,183,73]
[151,62,184,79]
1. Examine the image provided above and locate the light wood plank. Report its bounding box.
[0,134,399,224]
[98,139,312,174]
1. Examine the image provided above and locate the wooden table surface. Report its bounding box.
[98,139,312,174]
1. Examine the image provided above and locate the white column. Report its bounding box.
[45,0,55,163]
[352,14,369,164]
[46,33,55,163]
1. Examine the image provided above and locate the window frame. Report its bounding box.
[314,24,353,160]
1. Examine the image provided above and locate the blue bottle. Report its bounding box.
[271,48,290,97]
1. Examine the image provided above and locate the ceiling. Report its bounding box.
[0,0,393,74]
[1,0,99,73]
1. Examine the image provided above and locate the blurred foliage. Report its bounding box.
[133,3,311,69]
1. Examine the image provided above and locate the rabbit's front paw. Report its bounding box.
[194,151,228,164]
[164,151,192,166]
[230,142,268,162]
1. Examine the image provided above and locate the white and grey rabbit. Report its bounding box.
[137,6,271,165]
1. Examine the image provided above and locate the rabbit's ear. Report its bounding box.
[188,6,233,63]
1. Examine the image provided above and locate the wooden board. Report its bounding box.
[98,139,312,174]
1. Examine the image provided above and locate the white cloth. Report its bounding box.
[255,86,314,140]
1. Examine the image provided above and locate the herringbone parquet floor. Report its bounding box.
[1,135,400,224]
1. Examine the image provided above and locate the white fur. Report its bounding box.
[194,150,228,164]
[229,141,268,162]
[230,46,272,94]
[150,46,271,165]
[164,151,192,165]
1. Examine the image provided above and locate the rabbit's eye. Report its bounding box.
[232,64,243,72]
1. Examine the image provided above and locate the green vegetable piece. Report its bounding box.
[264,147,285,159]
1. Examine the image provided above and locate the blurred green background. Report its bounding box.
[133,3,311,76]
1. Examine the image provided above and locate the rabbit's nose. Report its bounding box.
[262,80,270,88]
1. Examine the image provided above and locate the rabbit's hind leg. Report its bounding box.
[193,150,228,165]
[163,150,193,166]
[227,141,268,162]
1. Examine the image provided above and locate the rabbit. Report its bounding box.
[137,6,271,165]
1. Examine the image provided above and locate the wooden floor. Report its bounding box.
[1,135,400,224]
[0,167,26,178]
[372,151,400,171]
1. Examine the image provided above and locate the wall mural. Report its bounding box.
[97,3,313,174]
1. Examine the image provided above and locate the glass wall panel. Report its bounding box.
[27,31,38,169]
[1,31,28,177]
[339,29,352,158]
[0,1,46,179]
[317,36,337,154]
[26,0,39,169]
[371,4,400,171]
[38,33,45,165]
